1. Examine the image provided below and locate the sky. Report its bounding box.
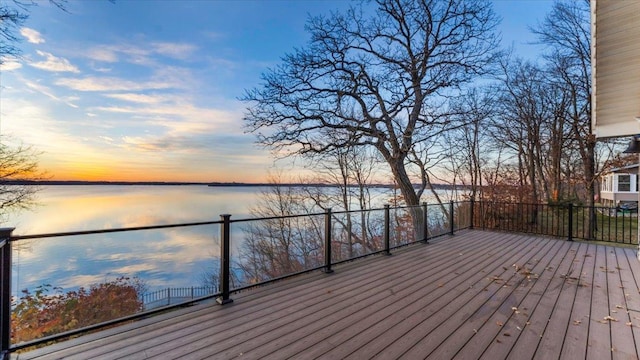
[0,0,555,183]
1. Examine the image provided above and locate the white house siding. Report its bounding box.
[600,173,639,206]
[591,0,640,138]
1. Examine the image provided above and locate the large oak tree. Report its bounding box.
[243,0,501,208]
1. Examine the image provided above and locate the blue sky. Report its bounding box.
[0,0,555,182]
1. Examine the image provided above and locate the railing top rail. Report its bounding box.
[8,200,469,242]
[229,211,328,224]
[10,220,223,241]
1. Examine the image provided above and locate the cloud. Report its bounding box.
[122,135,202,152]
[94,103,241,132]
[87,47,118,63]
[25,81,79,108]
[151,42,197,60]
[84,41,197,66]
[20,27,44,44]
[0,60,22,71]
[104,93,165,104]
[30,50,80,73]
[56,76,172,92]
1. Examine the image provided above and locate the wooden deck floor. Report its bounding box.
[15,230,640,359]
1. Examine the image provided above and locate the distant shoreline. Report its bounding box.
[0,180,463,190]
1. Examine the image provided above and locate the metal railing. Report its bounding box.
[141,286,218,310]
[1,201,467,356]
[472,201,638,244]
[1,229,12,360]
[2,200,634,357]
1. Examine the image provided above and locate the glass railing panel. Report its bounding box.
[229,214,325,288]
[11,223,219,344]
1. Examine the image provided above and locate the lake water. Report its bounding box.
[5,185,273,299]
[4,185,457,302]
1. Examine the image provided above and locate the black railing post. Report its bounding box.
[450,201,455,235]
[384,205,391,255]
[568,204,574,242]
[422,202,429,244]
[470,199,475,230]
[216,214,233,305]
[324,208,334,274]
[479,201,484,230]
[1,228,14,360]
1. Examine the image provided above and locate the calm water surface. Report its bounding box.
[6,185,268,298]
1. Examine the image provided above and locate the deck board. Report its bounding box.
[388,235,553,359]
[448,236,565,359]
[587,244,614,360]
[608,247,638,359]
[13,230,640,360]
[559,243,596,360]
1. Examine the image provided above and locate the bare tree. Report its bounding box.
[444,88,496,202]
[301,144,382,257]
[531,0,596,235]
[0,0,66,65]
[0,138,47,220]
[237,176,324,283]
[243,0,501,212]
[1,1,65,219]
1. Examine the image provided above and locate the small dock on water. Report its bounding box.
[13,230,640,359]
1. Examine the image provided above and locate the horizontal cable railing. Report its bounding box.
[1,200,634,357]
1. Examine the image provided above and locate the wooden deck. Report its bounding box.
[14,230,640,359]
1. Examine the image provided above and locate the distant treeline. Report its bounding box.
[208,182,464,190]
[0,180,205,186]
[0,179,465,190]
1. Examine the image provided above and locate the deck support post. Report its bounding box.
[422,202,429,244]
[568,204,574,242]
[324,208,334,274]
[1,228,14,360]
[216,215,233,305]
[384,205,391,255]
[450,201,455,235]
[470,199,475,230]
[637,153,640,261]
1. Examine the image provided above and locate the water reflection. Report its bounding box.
[7,185,257,234]
[8,185,260,299]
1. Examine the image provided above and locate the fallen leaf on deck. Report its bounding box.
[503,333,511,337]
[603,316,618,322]
[496,321,504,327]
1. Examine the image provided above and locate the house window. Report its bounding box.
[619,174,631,192]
